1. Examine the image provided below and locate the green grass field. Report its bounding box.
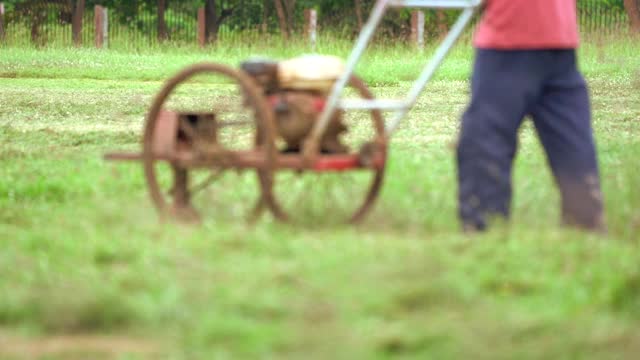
[1,36,640,359]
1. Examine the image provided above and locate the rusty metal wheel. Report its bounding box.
[143,63,279,222]
[264,75,387,225]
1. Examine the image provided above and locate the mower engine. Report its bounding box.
[241,55,349,154]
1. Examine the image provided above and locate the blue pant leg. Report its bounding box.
[529,51,604,230]
[456,50,543,230]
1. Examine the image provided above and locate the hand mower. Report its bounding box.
[105,0,482,223]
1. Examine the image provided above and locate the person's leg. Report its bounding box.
[529,50,605,231]
[457,50,543,231]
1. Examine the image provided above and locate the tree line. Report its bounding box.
[2,0,639,45]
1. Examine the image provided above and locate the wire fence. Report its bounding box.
[1,1,74,47]
[579,0,630,34]
[0,1,633,49]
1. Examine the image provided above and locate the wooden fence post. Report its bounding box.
[95,5,108,49]
[198,7,205,48]
[624,0,640,33]
[103,7,109,48]
[0,3,5,43]
[410,10,425,50]
[304,9,317,51]
[72,0,85,47]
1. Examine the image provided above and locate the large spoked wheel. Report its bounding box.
[264,75,387,225]
[143,63,279,223]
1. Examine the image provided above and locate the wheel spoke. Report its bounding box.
[216,120,253,127]
[189,169,224,196]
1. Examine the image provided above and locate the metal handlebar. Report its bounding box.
[305,0,481,157]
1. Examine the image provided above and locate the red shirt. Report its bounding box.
[474,0,579,49]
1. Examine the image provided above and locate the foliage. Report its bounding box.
[0,0,631,41]
[578,0,626,10]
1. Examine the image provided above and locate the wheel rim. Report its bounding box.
[263,75,387,225]
[142,63,278,222]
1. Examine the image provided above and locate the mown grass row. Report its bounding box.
[1,32,639,87]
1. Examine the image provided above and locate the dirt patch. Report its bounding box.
[0,72,18,79]
[0,332,159,359]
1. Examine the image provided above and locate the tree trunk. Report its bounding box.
[354,0,363,30]
[436,10,447,37]
[283,0,296,35]
[624,0,640,32]
[205,0,218,43]
[204,0,234,44]
[31,8,46,46]
[158,0,169,42]
[262,0,269,33]
[72,0,85,46]
[273,0,289,39]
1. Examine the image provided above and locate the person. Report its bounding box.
[456,0,605,232]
